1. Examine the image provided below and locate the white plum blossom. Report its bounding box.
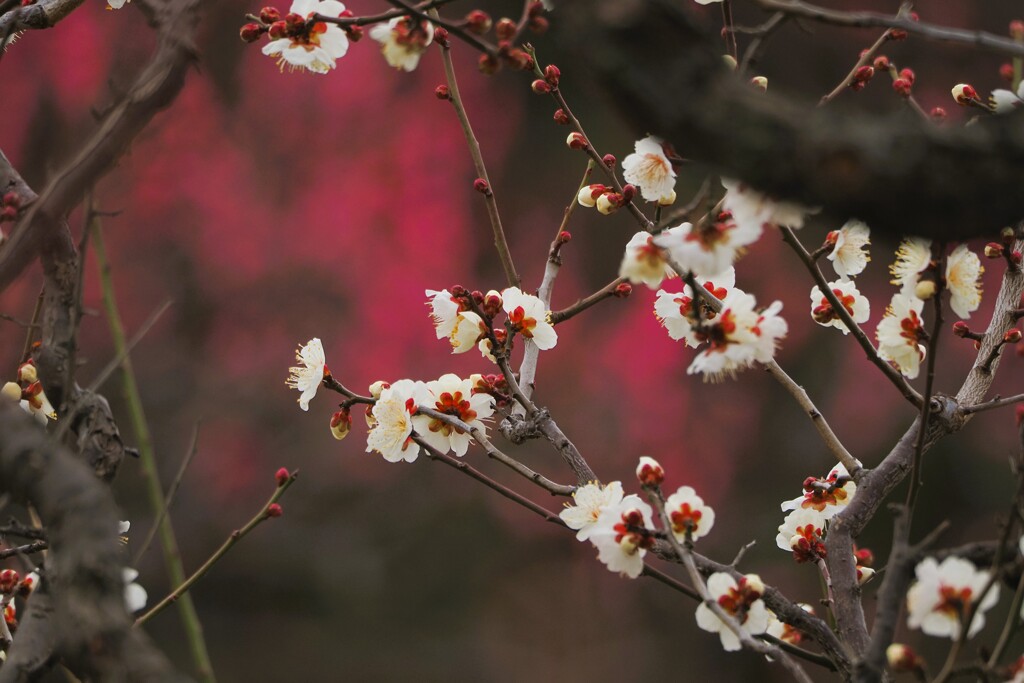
[876,292,927,379]
[621,136,676,203]
[123,568,148,613]
[781,462,856,519]
[687,291,788,382]
[907,556,999,639]
[990,81,1024,112]
[695,573,770,652]
[262,0,350,74]
[415,374,495,457]
[722,178,815,231]
[946,244,983,319]
[588,495,654,579]
[619,231,675,288]
[664,485,715,542]
[426,289,461,339]
[450,311,486,354]
[107,0,130,8]
[827,220,871,280]
[653,219,761,279]
[286,338,327,411]
[809,280,870,335]
[369,16,433,72]
[502,287,557,350]
[890,238,933,294]
[559,481,625,541]
[766,605,813,645]
[654,268,735,346]
[366,379,431,463]
[776,507,827,563]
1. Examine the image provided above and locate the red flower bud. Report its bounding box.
[528,15,548,33]
[557,230,571,243]
[266,503,283,518]
[1,206,18,222]
[1016,404,1024,427]
[259,6,280,23]
[275,467,290,486]
[240,22,264,43]
[601,153,616,167]
[530,79,551,94]
[478,54,499,75]
[465,10,492,34]
[985,242,1005,258]
[543,64,560,85]
[268,20,287,38]
[853,65,874,83]
[872,55,890,71]
[495,18,516,41]
[614,282,632,298]
[1012,20,1024,40]
[566,132,588,150]
[434,84,450,100]
[899,68,915,84]
[892,78,911,97]
[1001,62,1015,83]
[929,106,947,121]
[433,26,448,45]
[284,12,304,28]
[621,184,636,202]
[952,321,971,337]
[473,178,490,194]
[1005,329,1022,344]
[553,108,570,125]
[504,48,533,71]
[2,192,19,208]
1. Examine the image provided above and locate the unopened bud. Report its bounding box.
[431,26,447,45]
[1,382,20,402]
[577,184,605,208]
[872,55,890,71]
[266,503,283,518]
[557,230,571,243]
[530,79,551,94]
[0,570,19,594]
[595,192,621,215]
[553,108,570,125]
[621,184,636,202]
[854,547,874,567]
[284,12,304,28]
[1012,19,1024,40]
[750,76,767,91]
[330,408,352,440]
[495,17,516,41]
[528,15,548,33]
[484,289,503,310]
[259,6,280,22]
[1001,62,1015,83]
[930,106,947,121]
[1013,251,1023,266]
[914,280,936,300]
[614,282,632,298]
[742,574,765,597]
[985,242,1005,258]
[892,78,911,97]
[543,64,560,85]
[434,84,450,100]
[239,22,264,43]
[856,566,876,585]
[473,178,490,194]
[657,190,677,207]
[478,54,499,75]
[635,455,664,487]
[1005,328,1022,343]
[469,373,487,391]
[268,20,287,38]
[17,361,36,384]
[368,380,390,399]
[275,467,290,486]
[465,9,492,34]
[853,65,874,83]
[1001,226,1017,245]
[952,83,978,105]
[565,132,588,150]
[952,321,971,338]
[722,54,737,70]
[899,68,915,84]
[887,643,921,672]
[602,153,616,167]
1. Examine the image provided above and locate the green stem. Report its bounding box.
[91,218,217,683]
[135,474,298,627]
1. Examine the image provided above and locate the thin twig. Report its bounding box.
[819,29,892,105]
[0,540,47,560]
[961,392,1024,415]
[549,278,627,325]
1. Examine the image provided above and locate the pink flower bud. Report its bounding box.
[985,242,1005,258]
[258,6,280,23]
[330,409,352,440]
[433,26,448,45]
[952,83,978,105]
[1001,63,1015,83]
[565,132,588,150]
[899,68,915,84]
[477,54,499,75]
[543,64,560,85]
[465,10,491,34]
[473,178,490,194]
[553,108,570,125]
[530,79,551,94]
[1005,329,1022,343]
[635,456,664,487]
[853,65,874,83]
[872,55,890,71]
[887,644,921,672]
[268,20,288,38]
[239,22,264,43]
[275,467,290,486]
[929,106,947,120]
[1012,20,1024,40]
[892,78,911,97]
[614,282,632,298]
[266,503,283,518]
[434,85,450,100]
[621,184,636,202]
[495,17,516,41]
[952,321,971,337]
[2,192,19,208]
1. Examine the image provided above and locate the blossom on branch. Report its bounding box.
[809,280,870,335]
[665,485,715,542]
[945,244,983,319]
[366,379,431,463]
[781,462,856,519]
[775,507,826,563]
[890,238,932,294]
[262,0,350,75]
[621,136,676,204]
[876,292,927,379]
[502,287,557,350]
[826,220,871,280]
[619,231,675,289]
[695,573,770,652]
[123,568,148,613]
[722,178,815,231]
[369,16,434,72]
[686,291,787,381]
[654,268,735,347]
[588,495,654,578]
[653,217,761,279]
[906,556,998,639]
[559,481,625,541]
[286,338,328,411]
[416,374,494,457]
[990,81,1024,112]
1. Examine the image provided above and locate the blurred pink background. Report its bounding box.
[2,1,1023,680]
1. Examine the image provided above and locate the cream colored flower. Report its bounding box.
[286,338,327,411]
[890,238,932,293]
[827,220,871,280]
[621,136,676,203]
[945,244,983,319]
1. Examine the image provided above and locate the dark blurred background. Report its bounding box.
[2,1,1023,680]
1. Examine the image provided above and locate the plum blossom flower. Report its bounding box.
[123,568,148,613]
[654,268,736,346]
[502,287,557,350]
[366,379,431,463]
[781,462,856,519]
[766,605,813,645]
[990,81,1024,112]
[588,495,655,578]
[827,220,871,280]
[876,292,927,379]
[426,289,461,339]
[776,507,827,563]
[945,244,983,319]
[262,0,350,75]
[695,573,770,652]
[621,136,676,203]
[665,485,715,542]
[890,238,932,293]
[286,338,327,411]
[722,178,815,231]
[906,556,998,639]
[107,0,130,9]
[619,231,675,288]
[560,481,625,541]
[653,218,761,279]
[686,291,787,381]
[809,280,870,335]
[369,16,433,72]
[415,374,495,457]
